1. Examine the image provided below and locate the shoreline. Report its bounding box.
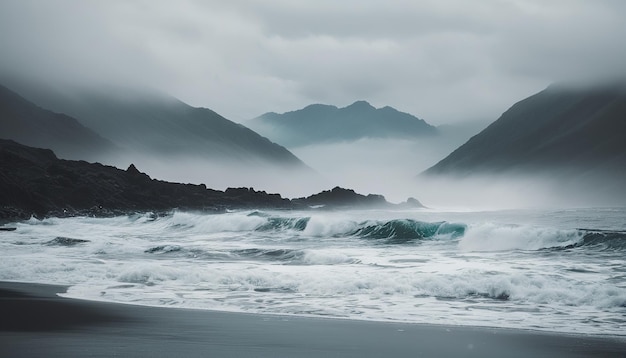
[1,281,625,357]
[59,285,626,340]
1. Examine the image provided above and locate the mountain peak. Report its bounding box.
[301,103,338,112]
[424,82,626,179]
[346,100,374,110]
[248,100,437,147]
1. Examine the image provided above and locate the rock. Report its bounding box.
[294,186,389,209]
[399,197,425,208]
[0,139,425,220]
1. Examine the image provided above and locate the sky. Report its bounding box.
[1,0,626,125]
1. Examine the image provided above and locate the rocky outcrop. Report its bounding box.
[0,140,422,222]
[293,187,388,208]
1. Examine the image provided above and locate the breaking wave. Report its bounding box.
[459,224,626,252]
[138,212,626,251]
[158,212,466,243]
[572,230,626,250]
[349,220,466,243]
[254,217,310,232]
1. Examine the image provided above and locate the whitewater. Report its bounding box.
[1,207,625,336]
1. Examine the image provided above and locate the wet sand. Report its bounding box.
[1,281,624,357]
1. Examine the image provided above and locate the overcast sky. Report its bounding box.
[1,0,625,125]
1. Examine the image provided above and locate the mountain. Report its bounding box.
[5,81,307,168]
[0,85,116,161]
[424,82,626,179]
[248,101,438,147]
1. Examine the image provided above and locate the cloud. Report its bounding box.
[488,0,626,82]
[1,0,625,124]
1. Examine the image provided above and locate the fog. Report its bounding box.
[2,1,626,209]
[100,151,330,199]
[288,136,453,202]
[420,170,626,210]
[2,1,626,125]
[85,141,625,210]
[5,72,624,210]
[287,138,624,210]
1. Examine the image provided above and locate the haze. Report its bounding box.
[2,0,626,125]
[1,1,625,209]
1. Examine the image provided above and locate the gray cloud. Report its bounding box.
[1,0,625,124]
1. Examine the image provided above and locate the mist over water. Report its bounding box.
[96,136,626,210]
[285,121,490,203]
[290,139,428,202]
[279,138,620,209]
[416,170,626,210]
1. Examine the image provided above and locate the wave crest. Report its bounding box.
[350,220,466,243]
[574,230,626,250]
[459,223,583,251]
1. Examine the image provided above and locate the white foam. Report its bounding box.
[299,250,356,265]
[59,258,626,335]
[168,211,266,233]
[302,215,360,237]
[2,209,625,335]
[459,223,583,251]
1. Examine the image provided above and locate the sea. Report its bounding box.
[1,207,625,336]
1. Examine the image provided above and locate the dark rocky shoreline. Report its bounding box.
[0,139,422,223]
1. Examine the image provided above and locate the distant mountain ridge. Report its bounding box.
[3,81,307,168]
[248,100,437,147]
[0,85,115,161]
[424,82,626,179]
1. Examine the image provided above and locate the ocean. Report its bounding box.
[1,207,625,336]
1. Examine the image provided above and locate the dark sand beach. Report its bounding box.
[1,281,624,357]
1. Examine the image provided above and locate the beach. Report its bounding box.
[1,281,624,357]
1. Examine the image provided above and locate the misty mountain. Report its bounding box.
[248,101,438,147]
[424,82,626,179]
[6,82,307,168]
[0,84,115,161]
